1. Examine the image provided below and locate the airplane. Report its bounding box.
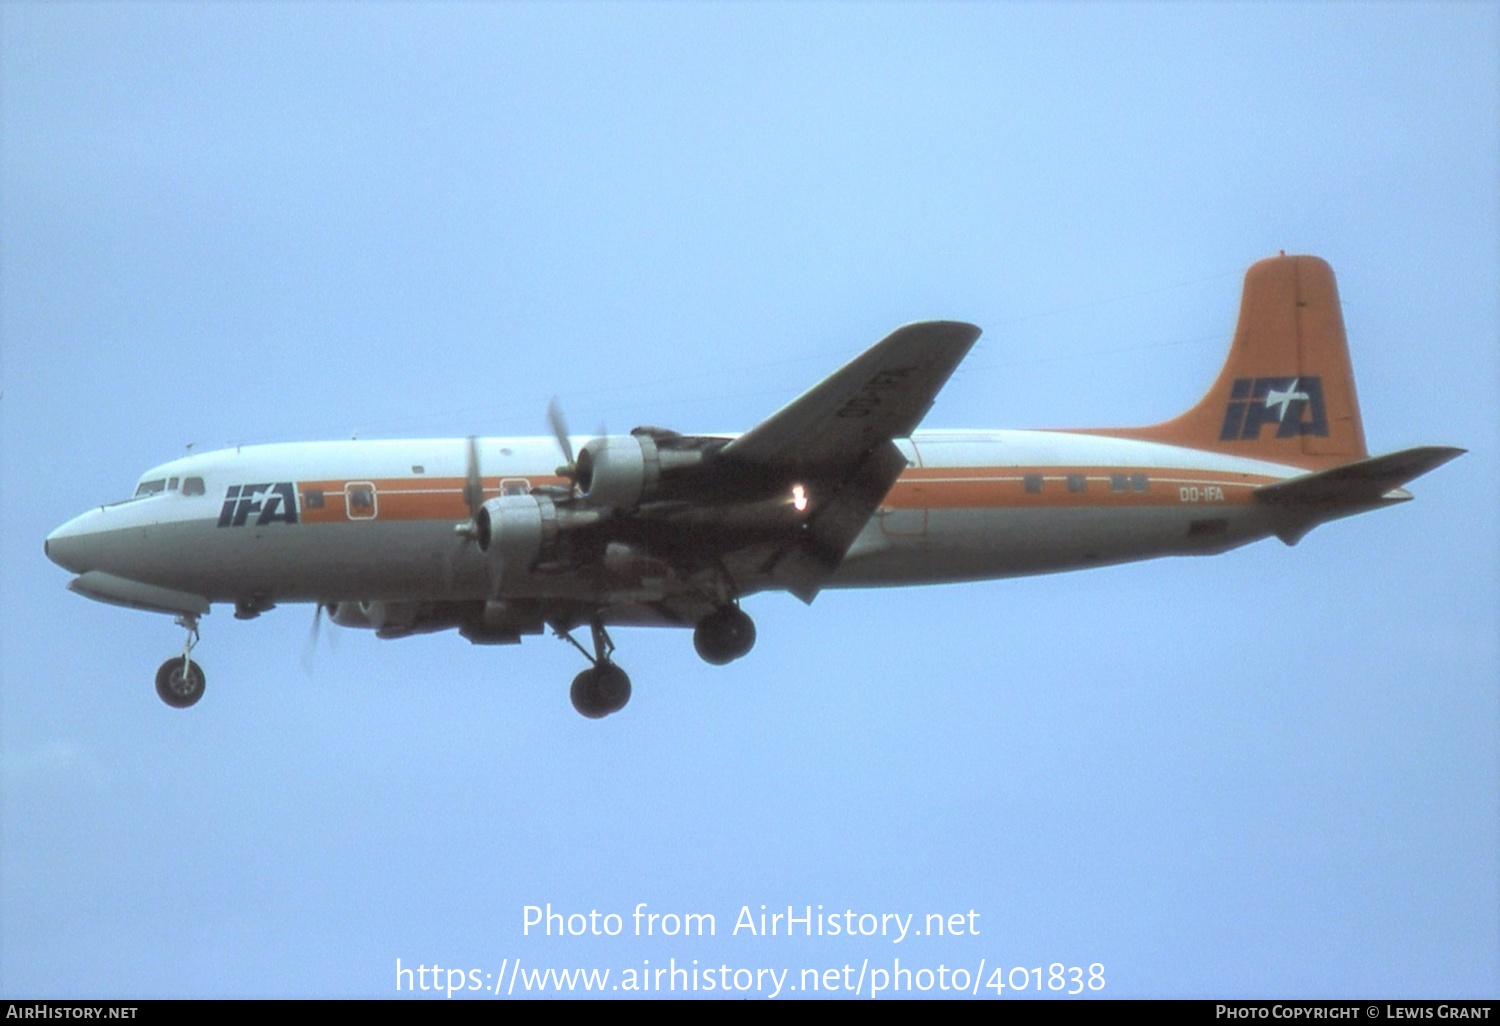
[44,254,1463,718]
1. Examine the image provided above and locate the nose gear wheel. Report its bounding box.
[155,614,206,708]
[155,657,205,708]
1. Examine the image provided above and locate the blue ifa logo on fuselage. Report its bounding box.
[1219,377,1329,441]
[218,483,299,527]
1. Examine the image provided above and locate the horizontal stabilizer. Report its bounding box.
[1255,446,1465,508]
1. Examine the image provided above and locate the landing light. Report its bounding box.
[791,484,808,513]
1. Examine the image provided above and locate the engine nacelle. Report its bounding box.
[475,493,556,581]
[359,600,419,632]
[325,600,421,632]
[475,493,604,582]
[459,599,546,645]
[575,434,658,508]
[327,601,374,629]
[573,431,708,508]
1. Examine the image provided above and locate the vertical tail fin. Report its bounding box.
[1101,254,1368,469]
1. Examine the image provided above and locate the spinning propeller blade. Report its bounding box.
[462,435,483,519]
[548,397,576,476]
[301,602,328,673]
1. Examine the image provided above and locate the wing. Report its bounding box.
[721,320,982,471]
[718,320,981,601]
[521,322,981,607]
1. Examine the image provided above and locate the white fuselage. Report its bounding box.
[46,429,1304,613]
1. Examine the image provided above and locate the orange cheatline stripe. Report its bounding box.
[289,466,1275,523]
[295,476,569,524]
[883,466,1274,510]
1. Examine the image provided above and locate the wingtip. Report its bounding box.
[955,320,983,343]
[921,319,982,341]
[1422,445,1468,468]
[895,319,981,337]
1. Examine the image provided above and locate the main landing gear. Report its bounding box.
[556,605,758,719]
[557,606,758,719]
[559,619,632,719]
[693,605,756,665]
[155,615,206,709]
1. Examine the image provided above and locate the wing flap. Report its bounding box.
[770,440,909,602]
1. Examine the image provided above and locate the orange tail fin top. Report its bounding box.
[1096,255,1368,469]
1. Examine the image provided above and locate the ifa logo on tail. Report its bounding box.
[1219,377,1329,441]
[218,483,299,527]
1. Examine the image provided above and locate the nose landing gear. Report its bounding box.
[154,615,205,708]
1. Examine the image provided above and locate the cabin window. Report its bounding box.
[1110,474,1128,492]
[411,465,425,474]
[501,478,532,497]
[182,477,205,496]
[1023,474,1043,494]
[1066,474,1086,493]
[1130,474,1149,493]
[303,489,325,509]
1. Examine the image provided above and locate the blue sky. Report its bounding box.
[2,3,1496,999]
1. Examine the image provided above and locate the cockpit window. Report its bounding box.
[130,476,204,500]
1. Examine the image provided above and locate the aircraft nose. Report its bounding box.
[45,509,105,573]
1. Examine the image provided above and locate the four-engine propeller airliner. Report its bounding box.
[45,255,1462,717]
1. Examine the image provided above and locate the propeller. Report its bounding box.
[549,396,610,501]
[453,435,486,542]
[462,434,483,520]
[301,602,335,672]
[547,397,578,493]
